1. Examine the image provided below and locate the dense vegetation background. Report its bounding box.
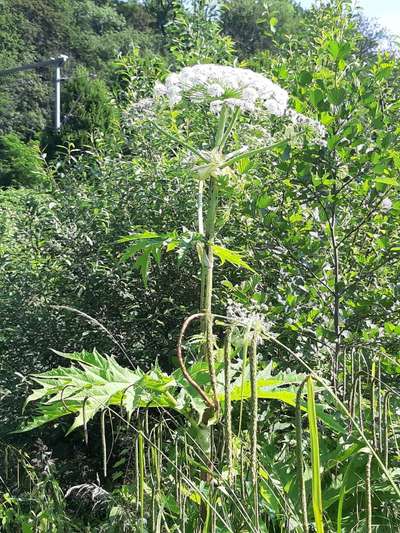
[1,0,399,531]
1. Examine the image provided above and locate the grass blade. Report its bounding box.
[307,376,324,533]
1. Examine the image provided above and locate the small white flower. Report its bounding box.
[225,97,254,112]
[207,83,224,97]
[166,73,180,87]
[154,81,167,98]
[134,97,154,111]
[226,300,270,340]
[166,85,182,107]
[381,198,392,211]
[242,87,258,102]
[264,99,285,116]
[210,100,223,115]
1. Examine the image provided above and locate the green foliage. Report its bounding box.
[19,349,181,433]
[0,441,75,532]
[18,348,308,434]
[1,0,400,531]
[115,0,158,33]
[119,230,200,286]
[110,47,168,105]
[221,0,303,56]
[212,244,255,272]
[119,230,255,286]
[0,133,47,188]
[0,0,161,137]
[0,47,51,137]
[165,1,236,65]
[53,66,121,150]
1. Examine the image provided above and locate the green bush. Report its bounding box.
[59,66,120,148]
[0,133,47,188]
[42,66,122,156]
[110,47,168,105]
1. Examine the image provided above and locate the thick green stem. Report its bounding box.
[250,334,259,531]
[224,329,233,483]
[198,179,206,326]
[199,264,207,333]
[238,326,251,437]
[197,104,229,529]
[204,176,219,411]
[101,410,107,478]
[366,453,372,533]
[196,423,213,527]
[198,179,205,236]
[383,392,391,467]
[198,105,228,407]
[371,360,377,449]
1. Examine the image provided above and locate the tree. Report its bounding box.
[220,0,303,56]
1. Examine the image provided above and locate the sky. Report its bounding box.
[298,0,400,35]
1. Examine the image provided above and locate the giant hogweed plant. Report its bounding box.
[17,64,400,531]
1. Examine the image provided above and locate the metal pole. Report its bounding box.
[54,63,61,132]
[0,55,68,132]
[53,55,68,133]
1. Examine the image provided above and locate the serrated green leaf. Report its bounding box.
[212,244,255,272]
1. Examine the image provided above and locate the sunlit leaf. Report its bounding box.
[212,244,255,272]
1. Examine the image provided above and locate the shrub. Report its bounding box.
[46,66,121,153]
[0,133,47,188]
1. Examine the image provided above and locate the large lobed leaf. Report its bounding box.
[17,349,344,435]
[18,349,179,434]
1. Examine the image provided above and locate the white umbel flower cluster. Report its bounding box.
[154,64,289,116]
[226,300,270,340]
[123,97,155,127]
